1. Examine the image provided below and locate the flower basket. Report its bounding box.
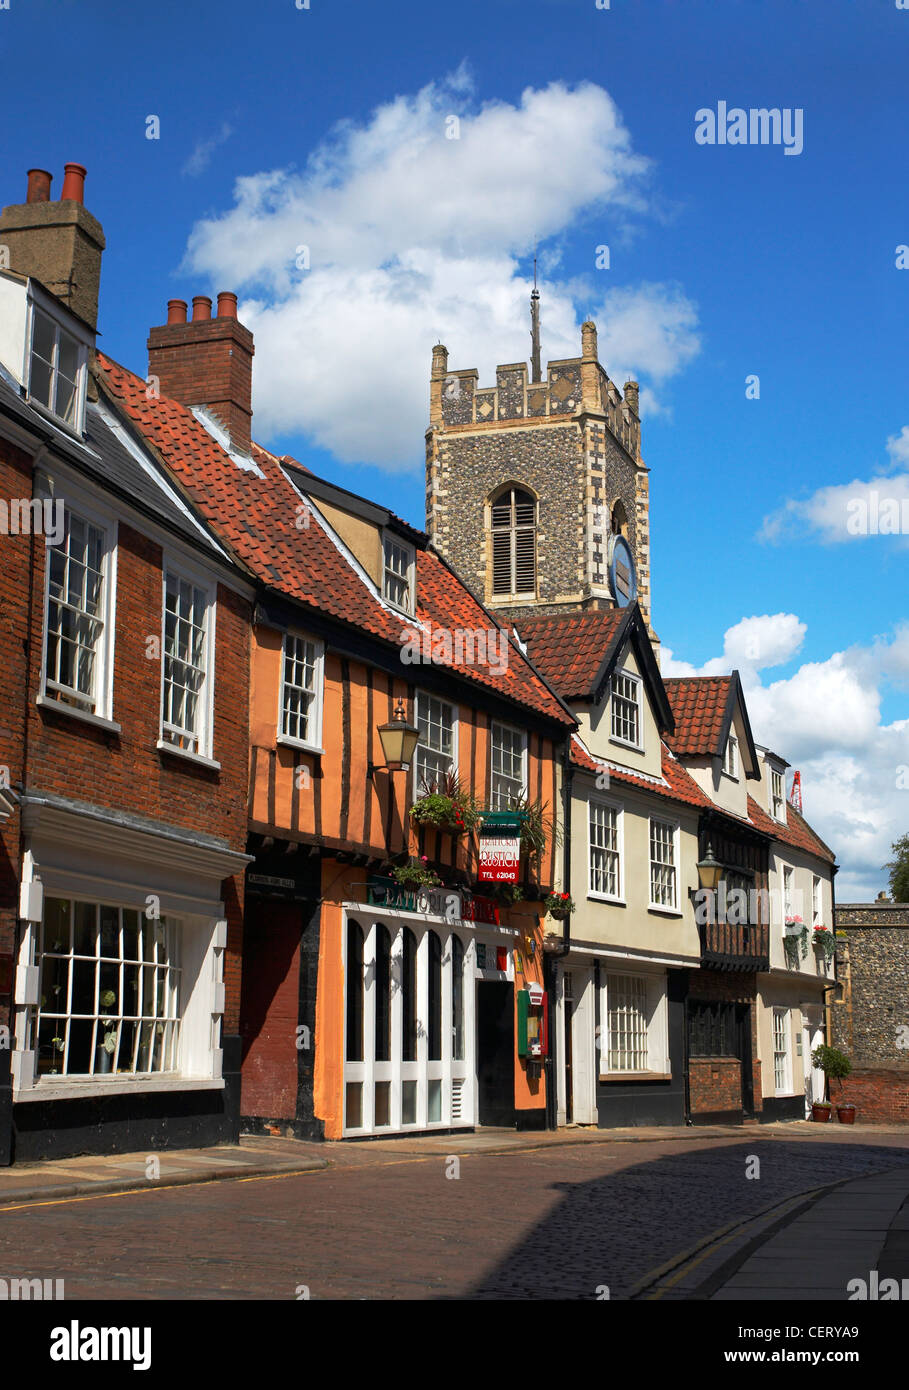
[391,857,442,889]
[411,775,480,835]
[812,926,836,961]
[545,891,575,921]
[784,919,809,965]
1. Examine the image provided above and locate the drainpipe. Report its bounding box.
[544,735,573,1129]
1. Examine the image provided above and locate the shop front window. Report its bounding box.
[35,897,181,1077]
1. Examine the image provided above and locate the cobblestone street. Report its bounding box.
[2,1130,908,1300]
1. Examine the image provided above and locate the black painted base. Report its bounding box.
[597,1081,685,1128]
[689,1109,747,1125]
[9,1036,242,1164]
[240,1114,325,1142]
[514,1107,547,1131]
[761,1095,807,1122]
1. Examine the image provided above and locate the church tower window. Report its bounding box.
[490,486,537,598]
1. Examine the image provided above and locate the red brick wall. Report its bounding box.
[240,902,302,1120]
[0,439,33,1004]
[0,439,253,1028]
[688,969,763,1116]
[842,1068,909,1124]
[24,522,250,840]
[690,1058,742,1115]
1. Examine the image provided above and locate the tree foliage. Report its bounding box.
[884,833,909,902]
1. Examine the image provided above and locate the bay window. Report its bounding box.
[34,897,181,1078]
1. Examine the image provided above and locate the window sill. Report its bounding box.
[276,734,324,755]
[36,694,121,735]
[599,1072,671,1083]
[588,893,626,907]
[14,1075,225,1104]
[25,393,87,441]
[609,736,644,755]
[156,740,220,771]
[648,904,683,918]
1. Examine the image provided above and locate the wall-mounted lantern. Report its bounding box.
[371,699,420,775]
[696,841,723,892]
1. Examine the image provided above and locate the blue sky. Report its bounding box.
[1,0,907,894]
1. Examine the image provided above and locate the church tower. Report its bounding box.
[425,313,654,636]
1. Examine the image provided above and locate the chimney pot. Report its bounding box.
[191,295,212,322]
[167,298,188,325]
[60,162,87,204]
[26,169,53,204]
[216,291,238,320]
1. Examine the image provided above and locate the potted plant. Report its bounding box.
[811,1044,854,1123]
[812,925,836,962]
[391,857,442,889]
[490,882,524,906]
[493,794,561,873]
[94,990,118,1073]
[810,1098,833,1123]
[545,891,575,922]
[411,772,480,835]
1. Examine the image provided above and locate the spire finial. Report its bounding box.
[530,245,542,383]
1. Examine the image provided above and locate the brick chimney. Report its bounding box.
[147,292,254,454]
[0,163,105,330]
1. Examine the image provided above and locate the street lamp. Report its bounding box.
[373,699,420,774]
[696,841,723,892]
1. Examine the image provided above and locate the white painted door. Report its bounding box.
[570,966,597,1124]
[802,1013,825,1112]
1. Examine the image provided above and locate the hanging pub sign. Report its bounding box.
[478,810,526,884]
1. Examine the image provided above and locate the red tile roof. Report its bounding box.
[570,735,713,811]
[747,795,836,865]
[96,355,573,727]
[571,739,834,863]
[516,609,627,700]
[663,676,732,756]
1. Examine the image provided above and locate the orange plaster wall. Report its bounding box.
[313,861,347,1139]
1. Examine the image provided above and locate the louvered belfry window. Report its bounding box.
[490,487,536,597]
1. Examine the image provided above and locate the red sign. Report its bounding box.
[478,836,521,883]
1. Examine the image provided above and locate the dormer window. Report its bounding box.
[724,733,739,779]
[27,305,87,432]
[770,767,785,821]
[383,534,415,614]
[611,669,643,750]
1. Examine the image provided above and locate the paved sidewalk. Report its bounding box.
[0,1134,329,1206]
[341,1120,909,1157]
[711,1166,909,1300]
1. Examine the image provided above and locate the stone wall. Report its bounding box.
[832,902,909,1122]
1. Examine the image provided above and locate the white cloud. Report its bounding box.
[662,617,909,900]
[759,427,909,545]
[181,74,700,467]
[182,122,234,178]
[661,612,805,677]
